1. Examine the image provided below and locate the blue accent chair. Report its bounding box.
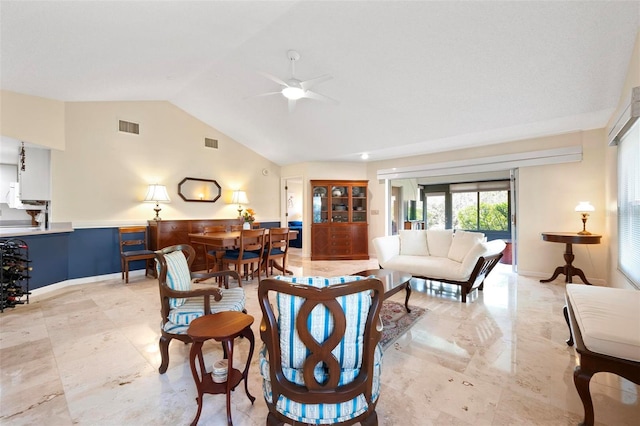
[288,221,303,248]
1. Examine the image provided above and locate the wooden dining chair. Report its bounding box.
[118,226,155,283]
[222,228,265,282]
[202,225,227,273]
[264,227,290,276]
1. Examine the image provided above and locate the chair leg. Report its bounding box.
[145,259,154,278]
[158,335,171,374]
[124,261,130,283]
[121,258,125,280]
[266,412,284,426]
[361,410,378,426]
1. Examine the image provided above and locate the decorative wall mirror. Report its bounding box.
[178,177,221,202]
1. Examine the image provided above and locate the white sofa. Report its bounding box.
[372,229,506,302]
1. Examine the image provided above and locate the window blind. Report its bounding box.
[618,119,640,288]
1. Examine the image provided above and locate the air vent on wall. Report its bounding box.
[204,138,218,149]
[118,120,140,134]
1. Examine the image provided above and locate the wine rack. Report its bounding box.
[1,238,31,312]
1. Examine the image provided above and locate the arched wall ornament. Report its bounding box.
[178,177,221,202]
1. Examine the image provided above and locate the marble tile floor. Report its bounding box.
[1,249,639,425]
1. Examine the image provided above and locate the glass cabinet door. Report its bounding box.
[312,185,329,223]
[330,185,349,223]
[351,185,367,222]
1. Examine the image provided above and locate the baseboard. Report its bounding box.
[516,269,607,286]
[30,270,147,299]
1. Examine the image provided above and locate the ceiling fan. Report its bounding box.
[255,50,338,112]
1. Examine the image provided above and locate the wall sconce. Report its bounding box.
[230,190,248,217]
[574,201,595,235]
[144,184,171,220]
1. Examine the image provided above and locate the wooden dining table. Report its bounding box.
[188,229,299,275]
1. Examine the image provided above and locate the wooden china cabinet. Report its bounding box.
[310,180,369,260]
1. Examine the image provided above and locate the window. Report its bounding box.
[425,193,446,229]
[452,191,509,231]
[617,119,640,287]
[425,180,511,238]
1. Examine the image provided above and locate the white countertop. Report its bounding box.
[0,222,74,237]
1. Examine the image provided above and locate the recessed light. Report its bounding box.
[361,153,369,160]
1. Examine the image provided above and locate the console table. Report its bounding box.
[540,232,602,285]
[148,219,243,272]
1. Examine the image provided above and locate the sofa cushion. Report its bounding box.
[426,229,453,257]
[448,230,485,262]
[459,239,506,278]
[383,255,469,281]
[399,230,429,256]
[372,235,400,265]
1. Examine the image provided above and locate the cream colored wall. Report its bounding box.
[517,130,606,281]
[53,101,280,226]
[0,90,65,150]
[605,30,640,289]
[366,130,607,282]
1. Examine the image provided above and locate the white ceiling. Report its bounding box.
[1,1,639,166]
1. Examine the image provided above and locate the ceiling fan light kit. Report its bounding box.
[256,50,337,111]
[282,86,304,100]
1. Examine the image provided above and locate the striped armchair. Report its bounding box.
[258,275,385,425]
[155,244,245,374]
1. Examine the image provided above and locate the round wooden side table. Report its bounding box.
[540,232,602,285]
[187,311,256,426]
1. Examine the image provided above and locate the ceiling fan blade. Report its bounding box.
[304,90,339,105]
[300,74,332,91]
[288,98,297,113]
[251,91,282,98]
[258,71,289,87]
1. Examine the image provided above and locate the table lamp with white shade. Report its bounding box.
[231,190,248,217]
[144,184,171,220]
[575,201,595,235]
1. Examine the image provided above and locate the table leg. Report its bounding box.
[571,267,593,285]
[241,326,256,404]
[562,244,575,283]
[404,282,412,313]
[540,243,593,285]
[540,266,565,283]
[223,338,234,426]
[189,341,205,426]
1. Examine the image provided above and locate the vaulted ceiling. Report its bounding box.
[1,1,638,165]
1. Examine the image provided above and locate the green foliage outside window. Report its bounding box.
[457,202,509,231]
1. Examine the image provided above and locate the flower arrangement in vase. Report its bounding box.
[241,208,255,229]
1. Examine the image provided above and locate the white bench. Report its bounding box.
[564,284,640,426]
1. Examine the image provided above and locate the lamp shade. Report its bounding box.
[144,184,171,203]
[231,190,248,205]
[574,201,594,213]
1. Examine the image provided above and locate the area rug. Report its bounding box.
[379,301,426,350]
